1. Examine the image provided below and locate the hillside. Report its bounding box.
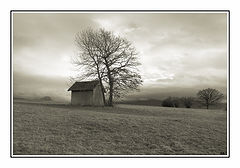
[13,102,227,155]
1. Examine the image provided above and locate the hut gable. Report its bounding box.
[68,80,104,106]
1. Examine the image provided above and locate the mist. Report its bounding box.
[13,71,71,102]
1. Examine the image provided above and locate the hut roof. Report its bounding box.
[67,80,100,91]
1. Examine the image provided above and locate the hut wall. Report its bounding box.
[71,90,93,105]
[93,85,104,106]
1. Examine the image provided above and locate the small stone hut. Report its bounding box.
[68,80,104,106]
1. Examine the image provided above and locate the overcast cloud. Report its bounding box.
[13,12,228,101]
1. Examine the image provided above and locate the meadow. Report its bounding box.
[13,101,227,155]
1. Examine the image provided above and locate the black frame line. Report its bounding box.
[10,10,230,158]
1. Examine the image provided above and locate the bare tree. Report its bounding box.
[74,29,106,105]
[181,97,194,108]
[197,88,224,109]
[74,28,142,106]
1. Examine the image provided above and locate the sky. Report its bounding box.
[12,12,228,101]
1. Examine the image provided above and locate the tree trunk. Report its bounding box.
[206,99,209,109]
[108,78,113,106]
[99,79,106,105]
[104,58,113,106]
[96,65,106,105]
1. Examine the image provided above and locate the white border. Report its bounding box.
[10,10,230,158]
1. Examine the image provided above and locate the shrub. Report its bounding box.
[162,97,179,108]
[172,98,180,108]
[162,97,173,107]
[181,97,193,108]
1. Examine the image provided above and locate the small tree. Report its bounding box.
[197,88,224,109]
[162,97,179,108]
[172,97,180,108]
[181,97,194,108]
[162,97,173,107]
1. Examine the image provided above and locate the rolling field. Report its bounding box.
[13,101,227,155]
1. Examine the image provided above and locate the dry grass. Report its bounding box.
[13,102,227,155]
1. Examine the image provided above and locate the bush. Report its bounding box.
[162,97,173,107]
[181,97,193,108]
[162,97,179,108]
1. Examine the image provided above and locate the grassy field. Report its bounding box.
[13,101,227,155]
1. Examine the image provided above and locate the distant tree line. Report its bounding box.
[162,88,224,109]
[162,96,194,108]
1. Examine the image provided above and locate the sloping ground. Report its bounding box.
[13,102,227,155]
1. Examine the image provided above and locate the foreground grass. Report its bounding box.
[13,102,227,155]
